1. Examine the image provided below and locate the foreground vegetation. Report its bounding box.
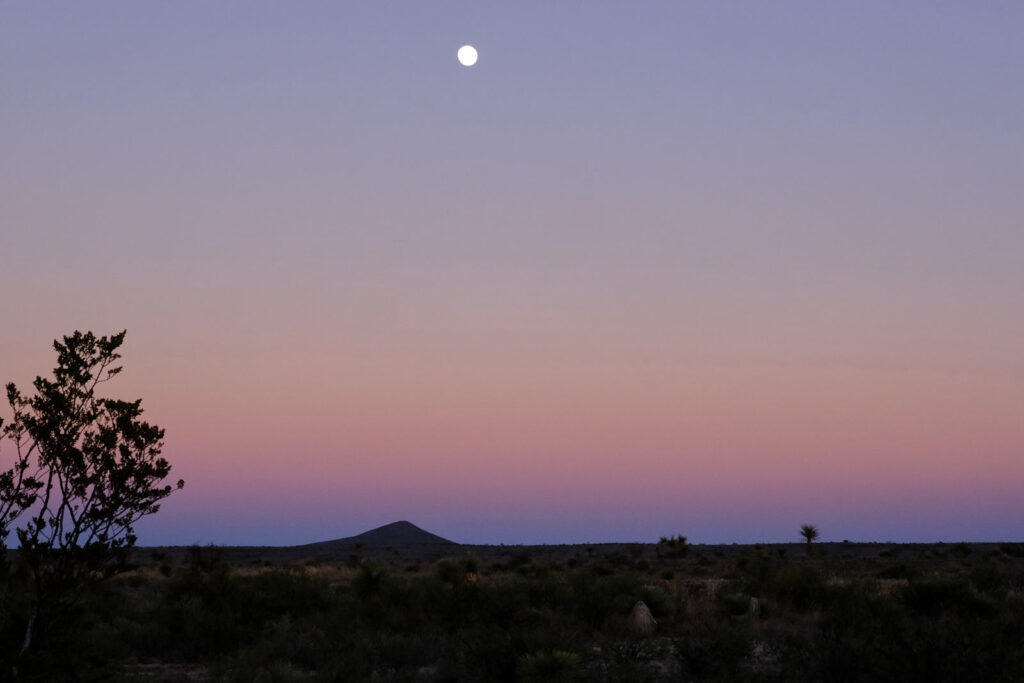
[5,540,1024,681]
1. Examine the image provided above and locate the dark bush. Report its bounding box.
[516,649,584,683]
[876,563,920,580]
[1000,543,1024,558]
[770,565,827,612]
[675,621,748,679]
[186,544,230,580]
[717,591,750,618]
[901,576,995,618]
[950,542,973,558]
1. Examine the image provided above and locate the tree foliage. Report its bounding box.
[0,330,183,658]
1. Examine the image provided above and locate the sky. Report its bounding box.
[1,2,1022,546]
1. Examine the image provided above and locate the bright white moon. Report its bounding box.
[457,45,478,67]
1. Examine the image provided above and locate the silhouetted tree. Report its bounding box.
[800,524,820,555]
[0,330,183,666]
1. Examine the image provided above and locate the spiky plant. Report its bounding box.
[800,524,820,555]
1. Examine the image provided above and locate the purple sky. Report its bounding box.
[2,3,1023,545]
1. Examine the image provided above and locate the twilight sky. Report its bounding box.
[2,2,1022,546]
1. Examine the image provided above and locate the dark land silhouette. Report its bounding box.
[303,520,456,548]
[138,520,1015,565]
[8,519,1024,680]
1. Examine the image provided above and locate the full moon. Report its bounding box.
[457,45,478,67]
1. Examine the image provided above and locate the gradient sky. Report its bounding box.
[2,2,1022,546]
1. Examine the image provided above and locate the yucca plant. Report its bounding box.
[800,524,820,555]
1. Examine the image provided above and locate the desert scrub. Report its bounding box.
[516,649,584,682]
[12,545,1024,682]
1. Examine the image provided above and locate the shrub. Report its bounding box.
[969,563,1005,595]
[674,621,748,679]
[1000,543,1024,559]
[876,563,920,580]
[187,544,230,580]
[516,649,584,682]
[435,555,480,588]
[636,584,672,619]
[771,566,827,612]
[901,577,995,618]
[950,542,973,558]
[717,592,751,618]
[353,561,388,598]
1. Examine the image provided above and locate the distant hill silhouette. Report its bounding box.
[303,520,456,548]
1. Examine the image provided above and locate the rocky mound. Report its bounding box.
[304,520,456,548]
